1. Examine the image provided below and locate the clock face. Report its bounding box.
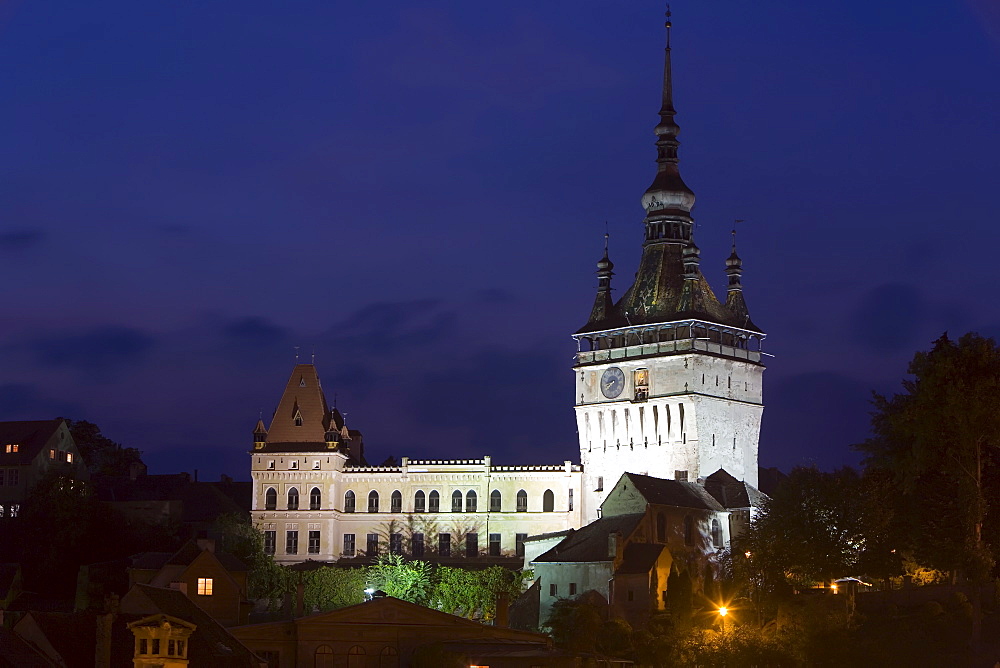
[601,367,626,399]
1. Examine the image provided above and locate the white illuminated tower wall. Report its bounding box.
[572,15,765,523]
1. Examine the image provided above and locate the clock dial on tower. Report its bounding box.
[601,367,626,399]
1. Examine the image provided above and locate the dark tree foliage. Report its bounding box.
[64,419,144,476]
[856,332,1000,580]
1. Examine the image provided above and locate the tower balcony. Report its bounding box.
[573,320,765,366]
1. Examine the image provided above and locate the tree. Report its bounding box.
[856,332,1000,649]
[213,513,286,602]
[856,332,1000,581]
[64,419,144,476]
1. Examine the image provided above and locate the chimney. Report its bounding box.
[196,538,216,553]
[169,582,188,595]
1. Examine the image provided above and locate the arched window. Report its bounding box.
[516,489,528,512]
[264,488,277,510]
[379,646,399,668]
[414,490,426,513]
[368,490,380,513]
[348,646,365,668]
[315,644,334,668]
[429,490,440,512]
[287,487,299,510]
[543,489,555,512]
[711,518,723,548]
[656,512,666,543]
[684,515,694,546]
[490,489,502,512]
[466,490,477,512]
[344,490,356,513]
[452,490,463,512]
[391,490,402,513]
[310,487,321,510]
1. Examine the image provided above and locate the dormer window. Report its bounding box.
[4,444,17,453]
[289,460,299,470]
[312,460,321,470]
[267,460,275,470]
[294,411,303,427]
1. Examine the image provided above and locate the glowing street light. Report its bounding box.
[718,606,728,635]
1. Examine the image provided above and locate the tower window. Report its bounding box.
[264,488,277,510]
[310,487,321,510]
[516,489,528,512]
[489,533,501,556]
[287,487,299,510]
[439,533,451,557]
[452,490,463,512]
[368,490,379,513]
[429,490,440,512]
[412,533,425,558]
[675,470,688,481]
[712,519,723,548]
[490,489,502,512]
[391,490,402,513]
[569,489,574,511]
[596,476,604,492]
[367,533,379,556]
[516,533,527,557]
[466,490,477,512]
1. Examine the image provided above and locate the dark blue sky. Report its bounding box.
[2,1,999,480]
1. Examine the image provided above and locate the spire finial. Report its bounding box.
[665,4,672,49]
[732,219,744,251]
[294,345,300,362]
[311,347,316,364]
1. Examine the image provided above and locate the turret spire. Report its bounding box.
[586,232,615,325]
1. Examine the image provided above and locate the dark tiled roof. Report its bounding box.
[0,419,63,465]
[0,627,52,667]
[23,612,99,668]
[620,473,725,511]
[524,529,574,543]
[704,469,766,509]
[532,514,644,564]
[616,543,665,575]
[95,475,245,523]
[127,585,259,666]
[130,552,173,571]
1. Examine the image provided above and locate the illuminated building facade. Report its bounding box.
[249,364,583,565]
[573,9,766,523]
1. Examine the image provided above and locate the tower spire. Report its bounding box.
[641,4,694,218]
[586,232,615,325]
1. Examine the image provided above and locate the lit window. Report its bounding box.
[49,449,56,460]
[197,578,213,596]
[9,504,18,518]
[66,452,74,463]
[4,444,17,453]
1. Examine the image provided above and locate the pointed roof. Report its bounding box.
[531,513,645,564]
[0,419,67,464]
[264,364,331,445]
[577,10,761,336]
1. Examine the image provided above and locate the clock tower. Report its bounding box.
[573,10,766,522]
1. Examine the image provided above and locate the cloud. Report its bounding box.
[850,283,925,353]
[28,326,156,374]
[0,229,45,250]
[324,300,458,355]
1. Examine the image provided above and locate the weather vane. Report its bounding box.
[665,3,672,48]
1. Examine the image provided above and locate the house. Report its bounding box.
[532,471,753,629]
[129,539,251,626]
[230,595,575,668]
[0,419,88,519]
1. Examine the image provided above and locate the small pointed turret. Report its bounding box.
[724,226,756,327]
[253,418,267,450]
[587,233,615,325]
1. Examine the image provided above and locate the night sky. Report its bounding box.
[2,1,999,481]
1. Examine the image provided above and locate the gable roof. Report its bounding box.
[619,472,725,511]
[532,514,645,564]
[704,469,767,509]
[0,627,53,667]
[0,420,65,465]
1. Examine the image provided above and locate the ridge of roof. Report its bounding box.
[265,364,331,445]
[0,419,66,464]
[620,472,726,511]
[532,514,645,564]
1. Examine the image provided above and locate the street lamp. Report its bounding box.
[718,606,728,635]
